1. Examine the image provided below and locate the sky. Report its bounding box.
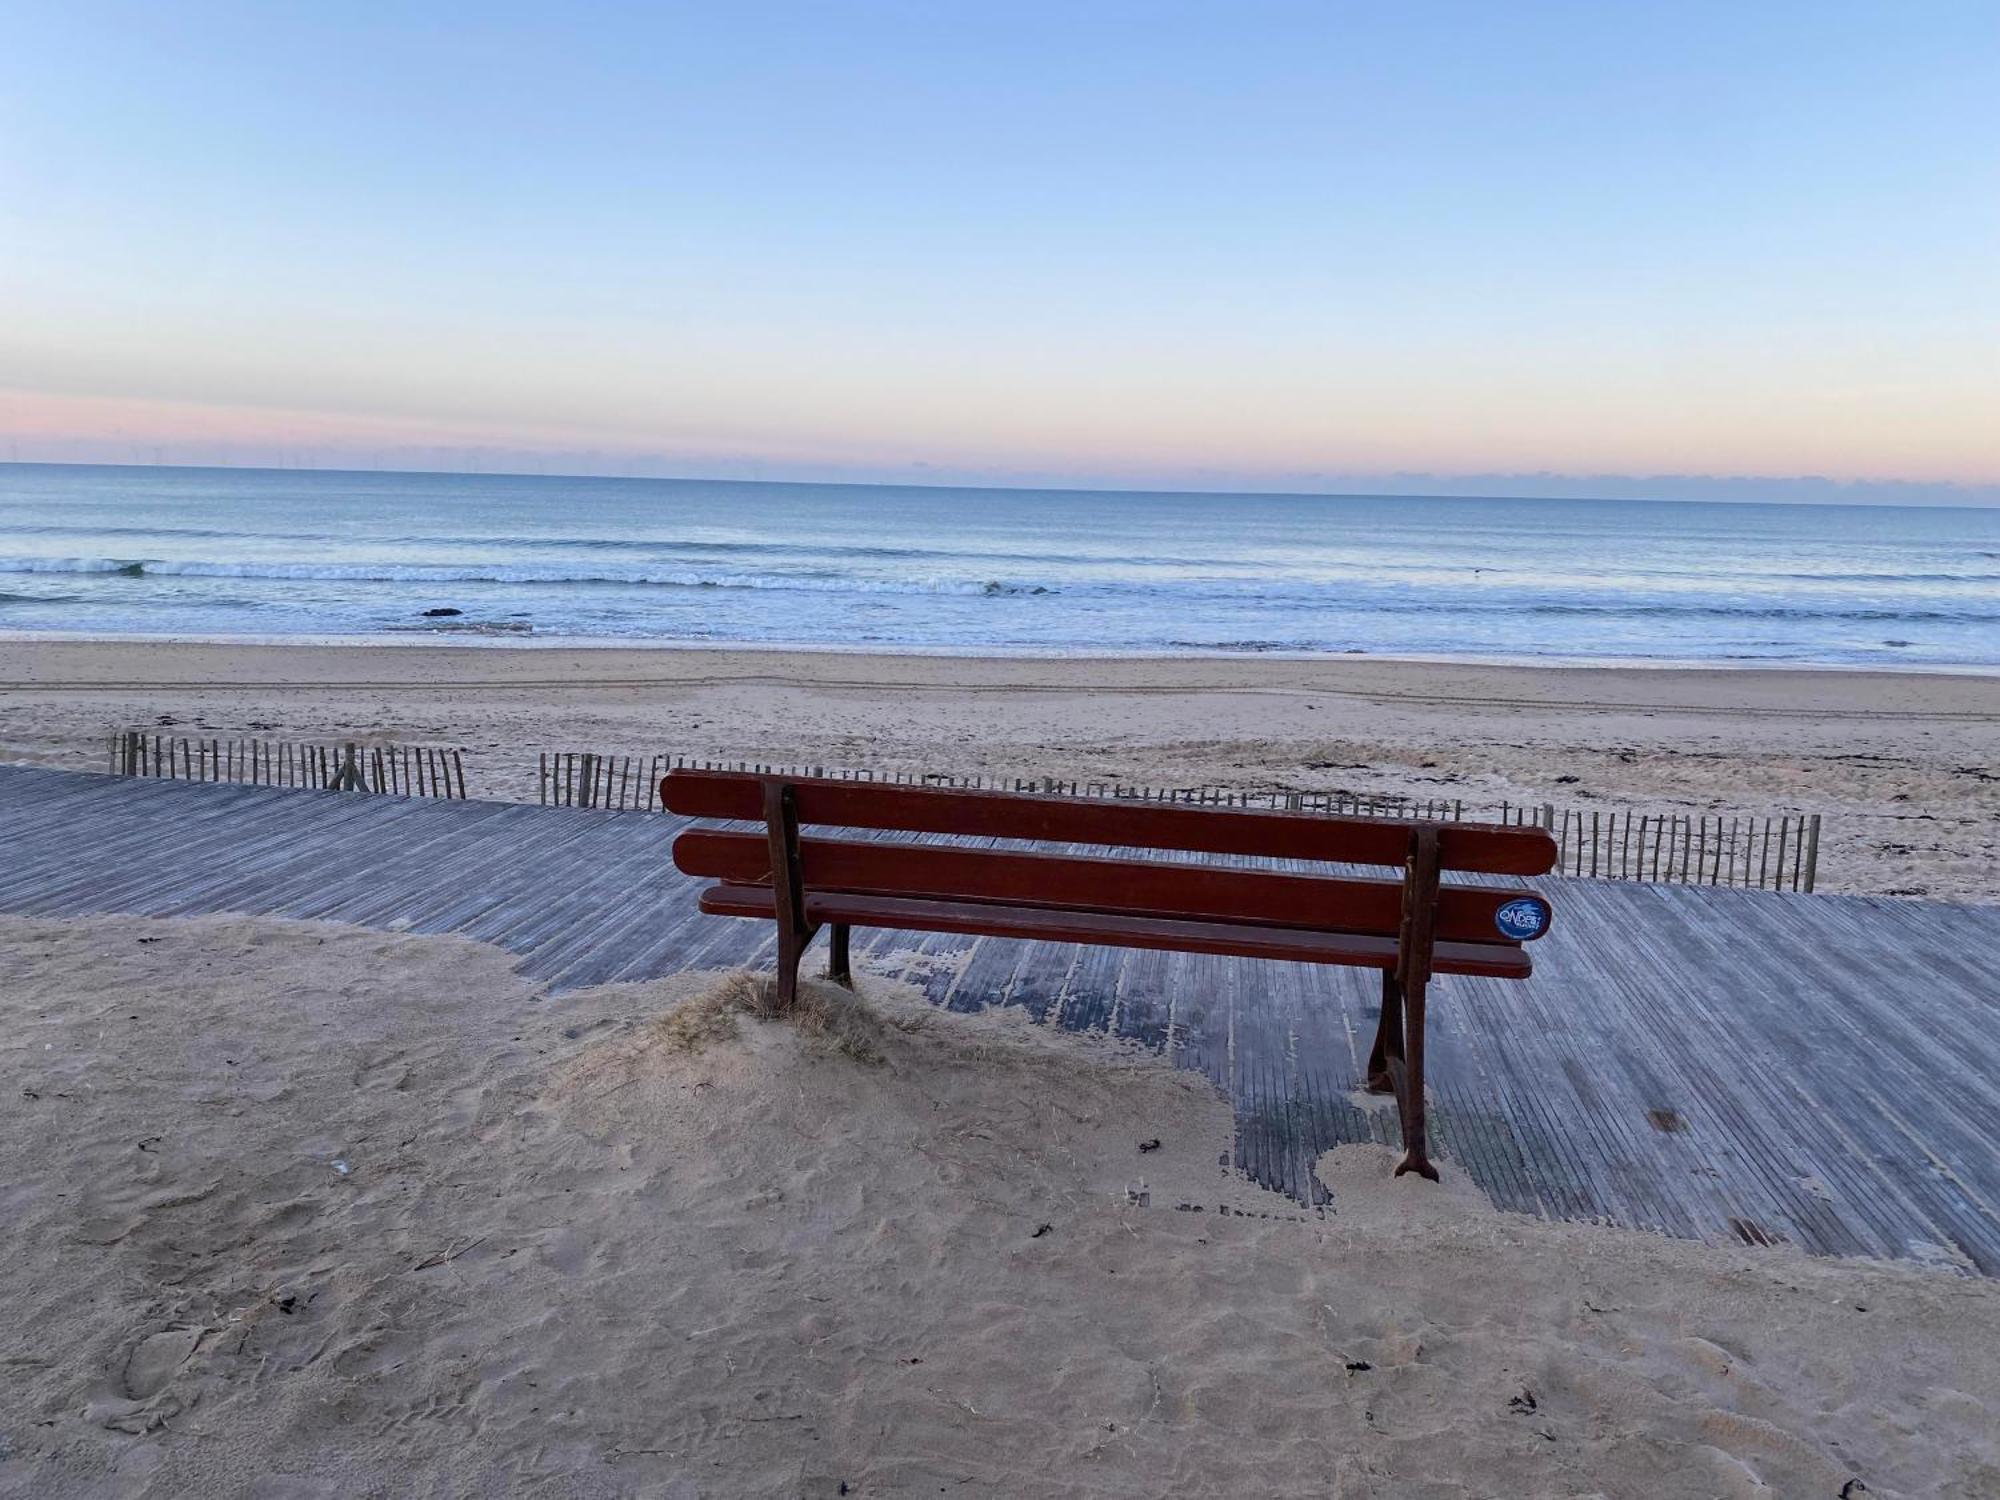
[1,1,1996,502]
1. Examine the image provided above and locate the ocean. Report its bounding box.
[1,463,1996,668]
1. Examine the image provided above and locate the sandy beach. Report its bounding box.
[9,3,1998,1492]
[3,633,1997,1499]
[3,912,1996,1498]
[2,638,1995,902]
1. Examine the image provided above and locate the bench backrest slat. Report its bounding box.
[675,829,1552,945]
[662,771,1557,876]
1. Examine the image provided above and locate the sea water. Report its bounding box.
[1,464,1995,668]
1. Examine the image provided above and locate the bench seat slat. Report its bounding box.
[674,829,1551,946]
[698,882,1534,979]
[663,770,1557,875]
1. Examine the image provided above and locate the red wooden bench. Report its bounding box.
[661,769,1557,1180]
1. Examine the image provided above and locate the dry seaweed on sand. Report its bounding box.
[651,968,907,1062]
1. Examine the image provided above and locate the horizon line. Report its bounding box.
[5,456,1999,512]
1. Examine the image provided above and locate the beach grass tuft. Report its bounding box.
[655,968,893,1062]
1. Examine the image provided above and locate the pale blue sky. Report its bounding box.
[2,2,1996,499]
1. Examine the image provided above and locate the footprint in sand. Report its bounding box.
[351,1049,417,1091]
[75,1176,221,1246]
[82,1326,205,1435]
[124,1326,201,1399]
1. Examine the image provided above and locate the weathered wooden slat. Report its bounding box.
[673,830,1551,947]
[698,882,1535,978]
[662,770,1558,874]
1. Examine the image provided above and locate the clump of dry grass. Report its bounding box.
[654,970,892,1062]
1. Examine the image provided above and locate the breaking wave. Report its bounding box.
[4,556,1999,622]
[0,556,1056,596]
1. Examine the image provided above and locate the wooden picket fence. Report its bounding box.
[1552,807,1820,893]
[537,752,1818,892]
[536,752,1465,820]
[100,736,1821,892]
[538,752,674,811]
[110,731,467,799]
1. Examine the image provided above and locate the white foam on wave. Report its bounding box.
[0,556,1055,596]
[0,556,145,574]
[3,556,1991,625]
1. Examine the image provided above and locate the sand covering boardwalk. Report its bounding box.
[3,765,1996,1273]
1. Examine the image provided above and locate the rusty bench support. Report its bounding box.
[1365,826,1442,1179]
[764,778,854,995]
[763,780,817,1007]
[826,922,853,986]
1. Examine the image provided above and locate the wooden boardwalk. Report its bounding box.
[4,765,1997,1273]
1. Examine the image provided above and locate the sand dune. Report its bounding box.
[3,914,1995,1497]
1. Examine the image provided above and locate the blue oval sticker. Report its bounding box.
[1495,898,1548,941]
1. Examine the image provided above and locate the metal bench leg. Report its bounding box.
[763,778,813,1010]
[1387,825,1441,1180]
[826,922,852,986]
[1366,970,1403,1093]
[773,921,805,1008]
[1394,974,1439,1181]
